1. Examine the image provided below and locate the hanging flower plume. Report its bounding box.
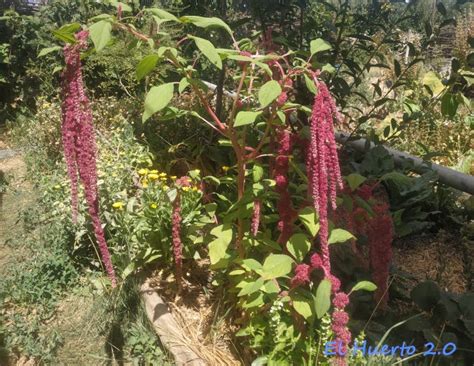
[61,30,116,287]
[274,128,297,245]
[251,199,261,236]
[307,78,343,276]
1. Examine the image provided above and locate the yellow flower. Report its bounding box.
[53,184,61,190]
[150,169,159,174]
[222,166,230,172]
[170,176,177,180]
[163,185,169,190]
[142,179,149,188]
[149,203,158,209]
[160,176,167,181]
[159,172,167,177]
[192,186,198,192]
[182,186,190,192]
[138,168,148,176]
[148,173,159,180]
[112,201,124,210]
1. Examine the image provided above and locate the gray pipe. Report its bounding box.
[203,81,474,195]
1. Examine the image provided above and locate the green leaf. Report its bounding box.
[180,16,232,36]
[234,111,261,127]
[52,23,81,43]
[241,259,263,272]
[287,233,311,262]
[258,80,281,108]
[142,83,174,122]
[310,38,332,56]
[410,280,440,311]
[322,63,336,73]
[190,36,222,70]
[38,46,61,58]
[441,92,459,118]
[262,254,293,279]
[253,163,264,183]
[243,292,264,309]
[146,7,179,21]
[298,207,320,237]
[238,277,264,296]
[350,280,377,293]
[89,20,112,52]
[304,74,317,95]
[315,279,331,318]
[209,224,233,268]
[346,173,366,191]
[328,228,355,244]
[136,54,159,81]
[178,77,190,93]
[422,71,445,95]
[292,295,314,320]
[112,1,132,12]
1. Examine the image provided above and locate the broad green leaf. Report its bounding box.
[178,77,190,93]
[38,46,61,58]
[142,83,174,122]
[238,277,264,296]
[315,279,331,318]
[52,23,81,43]
[190,36,222,70]
[234,111,261,127]
[298,207,320,237]
[209,224,233,268]
[243,292,265,309]
[262,254,293,279]
[304,74,317,94]
[263,280,279,294]
[136,54,159,81]
[146,7,179,21]
[89,20,112,52]
[111,1,132,12]
[180,15,232,36]
[292,295,314,320]
[252,163,264,182]
[287,233,311,262]
[350,280,377,293]
[258,80,281,108]
[322,63,336,73]
[229,269,245,276]
[441,92,458,118]
[346,173,366,191]
[310,38,332,56]
[328,228,355,244]
[241,259,262,272]
[422,71,445,95]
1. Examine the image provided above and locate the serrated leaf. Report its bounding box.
[346,173,366,191]
[287,233,311,262]
[136,54,159,81]
[142,83,174,122]
[315,279,331,318]
[234,111,261,127]
[181,15,232,36]
[351,280,377,293]
[310,38,332,56]
[190,36,222,70]
[89,20,112,52]
[258,80,281,108]
[38,46,61,58]
[328,228,355,244]
[298,207,320,237]
[262,254,293,279]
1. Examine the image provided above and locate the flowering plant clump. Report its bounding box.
[60,30,116,287]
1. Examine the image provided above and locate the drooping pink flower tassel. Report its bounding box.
[61,30,117,287]
[251,199,261,236]
[274,128,296,245]
[307,80,343,276]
